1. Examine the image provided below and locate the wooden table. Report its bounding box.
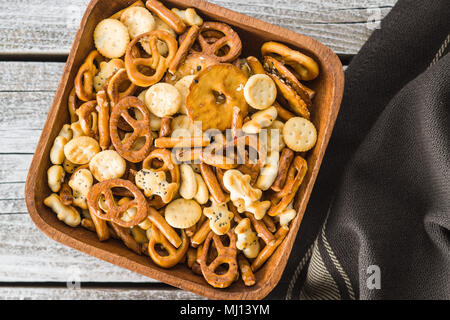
[0,0,396,300]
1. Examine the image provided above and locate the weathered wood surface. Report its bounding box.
[0,286,204,300]
[0,0,396,56]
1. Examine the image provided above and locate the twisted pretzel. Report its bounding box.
[148,224,189,268]
[261,41,319,81]
[200,230,238,289]
[106,68,137,107]
[76,100,98,137]
[87,179,148,228]
[125,30,178,87]
[188,22,242,63]
[68,87,82,123]
[142,148,180,187]
[110,96,153,163]
[268,156,307,217]
[75,50,104,101]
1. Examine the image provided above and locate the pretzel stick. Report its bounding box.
[244,212,274,245]
[154,137,210,148]
[169,25,200,74]
[174,147,202,163]
[96,90,110,150]
[147,206,182,248]
[191,219,211,247]
[214,167,228,194]
[273,101,295,122]
[185,224,197,238]
[262,215,277,233]
[200,163,227,204]
[231,106,243,139]
[159,117,173,138]
[109,222,142,255]
[238,254,256,286]
[88,207,110,241]
[251,226,289,272]
[146,0,186,34]
[271,148,294,192]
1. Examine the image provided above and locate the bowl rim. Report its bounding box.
[25,0,344,300]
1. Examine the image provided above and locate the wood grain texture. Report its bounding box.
[0,0,396,56]
[0,286,204,300]
[0,214,158,282]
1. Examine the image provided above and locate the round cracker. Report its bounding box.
[244,74,277,110]
[282,117,317,152]
[164,198,202,229]
[120,6,155,39]
[145,83,181,117]
[94,19,130,58]
[89,150,126,182]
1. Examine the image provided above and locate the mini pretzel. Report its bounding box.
[145,0,186,34]
[96,91,110,150]
[168,25,200,74]
[199,163,227,204]
[87,179,148,228]
[190,22,242,63]
[271,148,294,192]
[251,225,289,271]
[76,100,98,137]
[109,222,142,255]
[200,230,238,289]
[75,50,104,101]
[238,254,256,287]
[154,136,210,149]
[148,224,189,268]
[142,148,180,189]
[273,101,295,122]
[125,30,178,87]
[245,56,265,74]
[159,116,172,138]
[68,87,82,123]
[191,218,211,247]
[261,41,319,81]
[268,156,307,217]
[264,55,312,110]
[110,96,153,163]
[244,211,274,245]
[264,57,310,120]
[106,68,137,107]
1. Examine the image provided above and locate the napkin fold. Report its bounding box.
[270,0,450,300]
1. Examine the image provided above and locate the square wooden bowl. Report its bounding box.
[25,0,344,300]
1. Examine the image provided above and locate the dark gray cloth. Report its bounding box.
[269,0,450,300]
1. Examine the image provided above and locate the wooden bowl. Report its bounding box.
[25,0,344,300]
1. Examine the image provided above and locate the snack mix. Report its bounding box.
[44,0,319,289]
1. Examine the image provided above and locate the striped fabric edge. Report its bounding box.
[289,204,356,300]
[428,33,450,68]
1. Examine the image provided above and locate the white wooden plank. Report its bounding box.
[0,0,397,56]
[0,214,158,283]
[0,286,204,300]
[0,154,32,184]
